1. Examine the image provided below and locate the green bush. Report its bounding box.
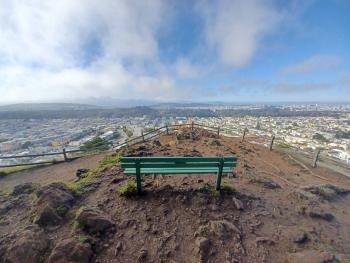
[116,180,138,197]
[80,136,111,151]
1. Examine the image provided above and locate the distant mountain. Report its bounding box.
[0,103,102,112]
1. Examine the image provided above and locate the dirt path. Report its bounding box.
[0,153,106,192]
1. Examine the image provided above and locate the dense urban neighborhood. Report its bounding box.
[0,103,349,166]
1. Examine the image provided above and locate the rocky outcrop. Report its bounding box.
[3,225,49,263]
[11,183,39,196]
[76,207,114,234]
[34,182,75,226]
[303,184,350,201]
[48,238,93,263]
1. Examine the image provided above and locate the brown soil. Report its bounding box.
[1,128,350,263]
[0,153,105,192]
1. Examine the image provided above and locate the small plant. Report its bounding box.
[56,205,69,217]
[199,184,220,196]
[221,181,234,191]
[98,153,121,172]
[80,136,111,151]
[65,182,85,197]
[116,180,138,197]
[75,235,89,244]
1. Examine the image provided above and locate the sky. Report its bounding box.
[0,0,349,104]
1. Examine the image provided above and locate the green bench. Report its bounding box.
[120,156,238,194]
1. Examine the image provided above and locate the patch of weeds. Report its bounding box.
[65,154,120,196]
[75,235,89,244]
[221,181,234,191]
[199,184,220,196]
[116,180,138,197]
[65,170,97,197]
[98,153,121,172]
[56,205,69,217]
[72,206,85,229]
[38,255,46,263]
[0,218,6,225]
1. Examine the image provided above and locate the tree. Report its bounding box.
[22,141,33,149]
[122,126,133,138]
[312,133,329,143]
[80,136,111,151]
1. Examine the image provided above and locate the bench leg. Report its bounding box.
[216,158,224,191]
[136,173,142,194]
[216,171,222,191]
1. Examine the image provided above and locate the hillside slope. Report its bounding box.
[0,128,349,263]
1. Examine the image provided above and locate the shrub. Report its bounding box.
[116,180,138,197]
[80,136,111,151]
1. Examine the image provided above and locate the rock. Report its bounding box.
[232,197,244,210]
[209,220,241,239]
[11,183,39,196]
[308,208,334,221]
[195,237,210,260]
[303,184,350,201]
[287,250,336,263]
[34,182,75,226]
[34,205,62,226]
[114,241,123,256]
[153,140,162,147]
[196,237,210,252]
[292,231,308,244]
[76,169,90,179]
[209,139,221,146]
[253,177,281,189]
[255,236,276,246]
[76,207,114,234]
[48,238,93,263]
[4,225,49,263]
[137,248,148,262]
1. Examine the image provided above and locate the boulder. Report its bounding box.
[48,238,93,263]
[195,237,210,261]
[254,177,281,189]
[209,220,241,240]
[11,183,39,196]
[4,225,49,263]
[76,207,114,234]
[232,197,244,210]
[34,182,75,226]
[308,208,334,221]
[303,184,350,201]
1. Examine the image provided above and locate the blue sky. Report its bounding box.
[0,0,349,104]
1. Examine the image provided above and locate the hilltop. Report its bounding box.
[0,128,350,262]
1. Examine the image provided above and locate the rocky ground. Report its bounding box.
[0,127,350,263]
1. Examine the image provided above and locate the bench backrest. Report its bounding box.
[120,156,237,169]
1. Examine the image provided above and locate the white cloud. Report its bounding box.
[0,0,176,103]
[0,64,179,102]
[174,58,200,79]
[283,54,341,74]
[196,0,282,68]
